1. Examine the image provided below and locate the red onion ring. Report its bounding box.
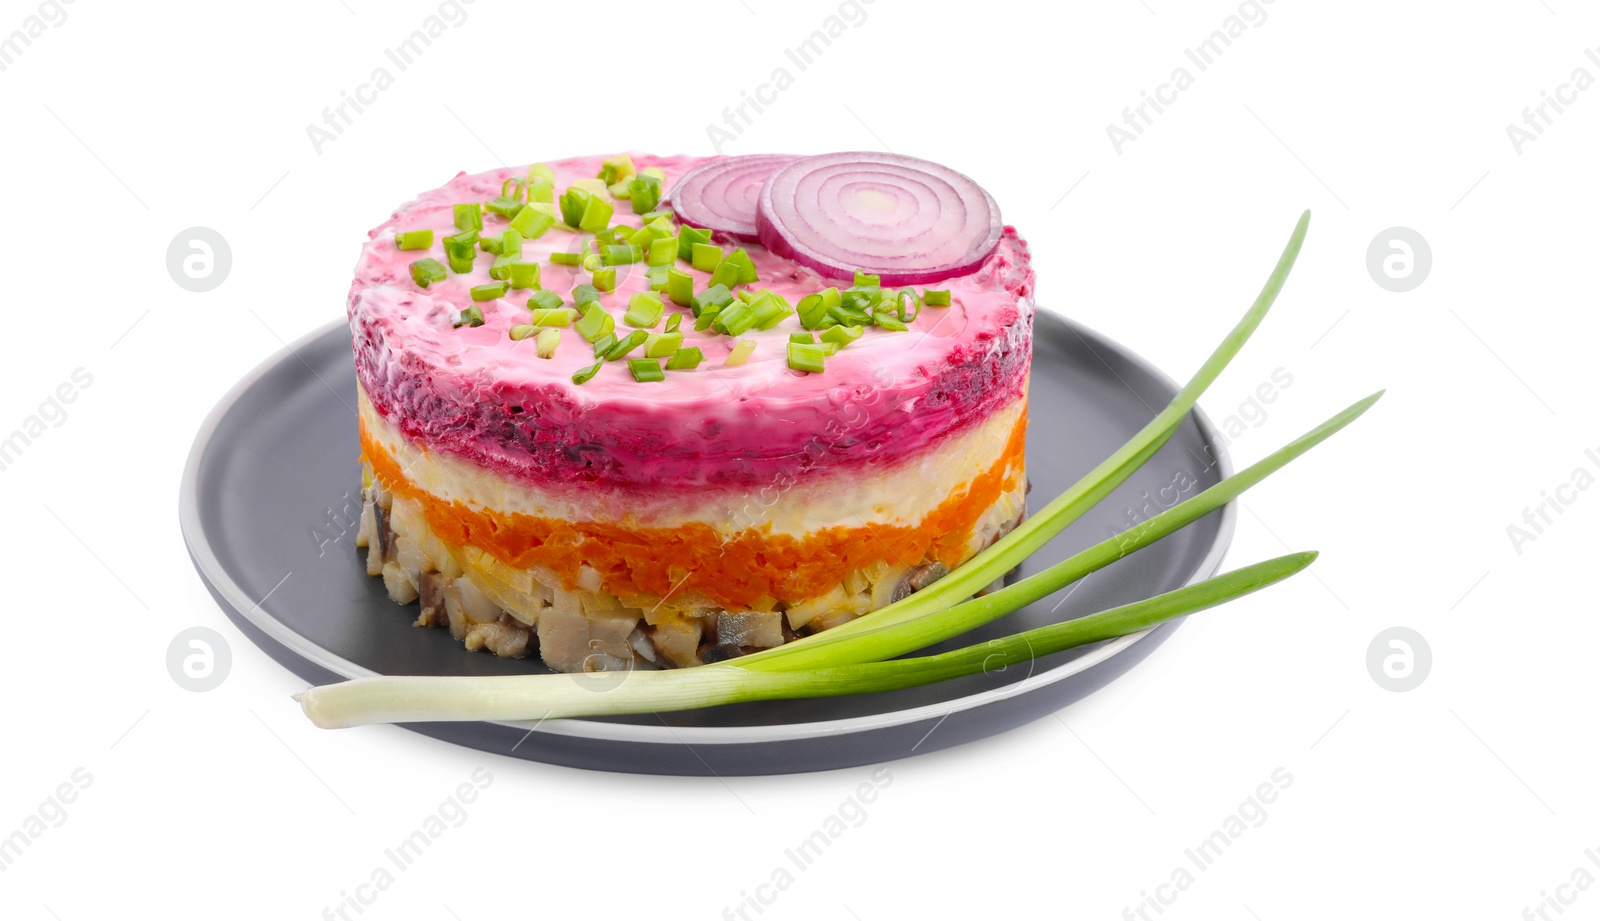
[666,154,799,242]
[756,152,1003,286]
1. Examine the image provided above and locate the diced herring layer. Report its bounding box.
[357,465,1027,671]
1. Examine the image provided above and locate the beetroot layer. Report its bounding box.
[353,304,1030,492]
[347,155,1036,494]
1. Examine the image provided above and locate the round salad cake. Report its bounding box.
[348,151,1035,673]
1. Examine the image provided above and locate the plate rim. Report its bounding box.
[179,311,1235,746]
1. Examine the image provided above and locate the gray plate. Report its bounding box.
[180,311,1233,775]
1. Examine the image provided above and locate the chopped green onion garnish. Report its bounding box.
[750,294,792,331]
[820,324,864,346]
[854,271,880,287]
[641,210,672,222]
[508,261,541,290]
[665,347,704,370]
[530,307,575,326]
[410,258,448,287]
[535,327,561,359]
[677,225,711,262]
[605,329,649,361]
[713,300,757,337]
[664,312,683,334]
[558,187,586,228]
[628,175,663,214]
[646,237,676,267]
[819,286,843,309]
[874,313,909,332]
[573,284,601,307]
[528,290,563,312]
[789,332,815,344]
[840,286,877,311]
[787,341,827,373]
[625,293,665,328]
[454,305,485,328]
[582,253,604,273]
[485,195,524,219]
[925,289,951,307]
[454,203,483,232]
[592,332,617,358]
[829,305,872,326]
[884,288,922,323]
[603,244,643,266]
[709,259,741,290]
[723,249,759,285]
[593,267,618,292]
[667,268,695,307]
[796,293,829,330]
[509,324,538,341]
[444,231,478,273]
[471,282,509,301]
[628,357,664,382]
[509,205,555,239]
[574,304,614,343]
[647,266,670,291]
[580,191,615,233]
[571,361,602,385]
[489,253,516,280]
[725,339,757,366]
[691,283,734,317]
[691,242,723,273]
[395,229,433,251]
[599,155,635,185]
[557,187,615,233]
[693,309,722,332]
[484,230,523,257]
[550,252,584,266]
[644,332,683,358]
[528,163,555,183]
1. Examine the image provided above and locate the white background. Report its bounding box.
[2,0,1596,918]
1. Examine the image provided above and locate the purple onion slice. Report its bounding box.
[755,151,1004,286]
[665,154,799,242]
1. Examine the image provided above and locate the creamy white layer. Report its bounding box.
[359,384,1026,537]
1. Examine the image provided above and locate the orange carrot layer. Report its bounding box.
[361,408,1026,611]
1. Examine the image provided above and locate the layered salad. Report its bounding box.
[348,151,1035,672]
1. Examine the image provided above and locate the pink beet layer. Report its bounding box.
[348,154,1036,496]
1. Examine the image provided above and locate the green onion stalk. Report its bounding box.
[735,210,1312,669]
[299,552,1314,728]
[297,211,1380,729]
